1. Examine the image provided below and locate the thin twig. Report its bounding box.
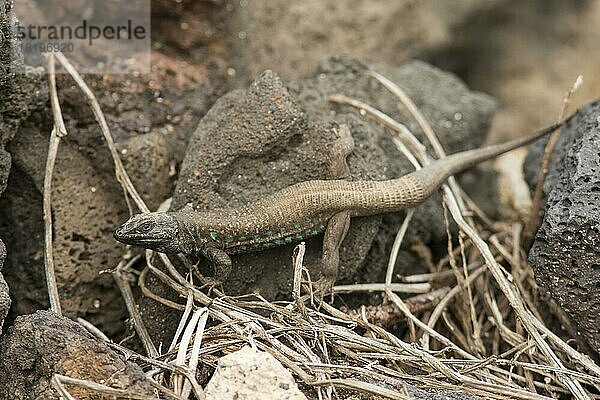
[53,374,159,400]
[369,70,471,219]
[114,255,158,357]
[53,52,149,213]
[77,317,110,342]
[522,75,583,247]
[42,53,65,315]
[333,282,430,294]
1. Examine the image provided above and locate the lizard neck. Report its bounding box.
[173,211,207,255]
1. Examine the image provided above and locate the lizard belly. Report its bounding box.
[220,213,331,254]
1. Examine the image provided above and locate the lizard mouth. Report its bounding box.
[113,228,166,245]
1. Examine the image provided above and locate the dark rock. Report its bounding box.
[0,125,131,336]
[524,100,600,354]
[0,0,46,336]
[170,55,496,300]
[0,1,47,149]
[0,0,206,336]
[119,131,176,211]
[0,239,8,333]
[0,310,156,400]
[0,0,231,345]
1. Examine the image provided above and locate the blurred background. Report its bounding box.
[151,0,599,141]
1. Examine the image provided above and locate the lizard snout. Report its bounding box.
[113,224,127,242]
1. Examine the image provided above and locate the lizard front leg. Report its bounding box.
[199,244,232,285]
[315,125,355,296]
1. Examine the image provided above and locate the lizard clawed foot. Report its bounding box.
[312,277,335,305]
[197,277,224,296]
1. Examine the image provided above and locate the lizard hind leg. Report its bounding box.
[317,210,351,299]
[315,125,355,299]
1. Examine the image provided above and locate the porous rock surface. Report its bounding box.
[0,0,236,339]
[0,0,46,334]
[524,100,600,354]
[205,347,307,400]
[171,55,496,300]
[205,347,482,400]
[0,310,156,400]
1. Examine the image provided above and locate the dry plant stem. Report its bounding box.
[522,75,583,247]
[369,70,470,218]
[529,316,600,378]
[338,92,592,397]
[422,266,486,350]
[442,184,590,399]
[180,309,209,399]
[442,209,476,352]
[42,53,65,315]
[173,308,201,392]
[312,378,410,400]
[53,52,148,213]
[108,342,205,396]
[393,335,553,396]
[385,208,417,339]
[402,262,481,283]
[373,71,485,352]
[51,375,77,400]
[77,317,110,342]
[114,255,158,358]
[169,291,195,352]
[53,374,160,400]
[494,360,600,387]
[144,379,185,400]
[53,54,162,356]
[333,95,480,355]
[459,232,483,354]
[292,242,307,311]
[329,94,427,163]
[139,267,185,310]
[333,282,430,294]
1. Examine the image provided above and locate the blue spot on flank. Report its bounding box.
[263,242,273,248]
[274,238,284,245]
[304,217,311,223]
[225,235,234,243]
[295,233,303,240]
[311,230,319,235]
[209,232,218,241]
[253,243,260,248]
[265,231,274,237]
[280,227,286,233]
[293,223,301,229]
[284,237,293,244]
[240,245,248,251]
[253,234,261,241]
[238,236,247,241]
[318,212,324,218]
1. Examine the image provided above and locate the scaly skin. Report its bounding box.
[114,118,570,287]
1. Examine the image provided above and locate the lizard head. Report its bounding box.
[114,212,183,254]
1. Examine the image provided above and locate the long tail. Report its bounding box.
[407,112,576,198]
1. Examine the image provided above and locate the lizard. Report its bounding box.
[114,117,572,292]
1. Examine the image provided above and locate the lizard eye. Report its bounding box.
[137,221,154,233]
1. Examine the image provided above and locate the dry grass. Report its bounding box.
[43,53,599,399]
